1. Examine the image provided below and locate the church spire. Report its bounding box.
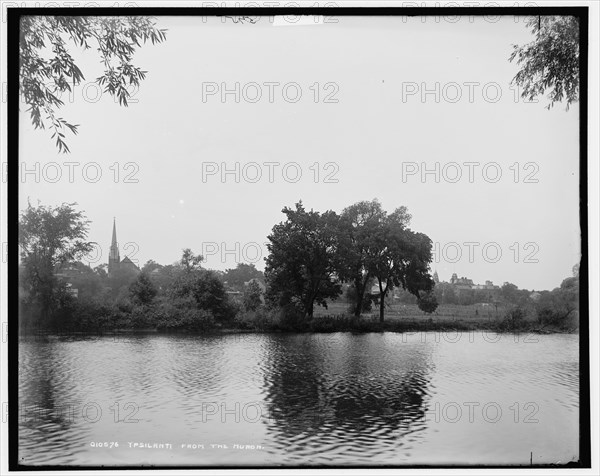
[108,217,120,276]
[111,217,117,248]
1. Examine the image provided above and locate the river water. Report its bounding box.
[18,331,579,466]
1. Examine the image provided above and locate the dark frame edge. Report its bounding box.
[5,5,591,471]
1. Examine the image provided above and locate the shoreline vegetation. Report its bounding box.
[19,323,577,339]
[20,306,579,341]
[18,201,580,338]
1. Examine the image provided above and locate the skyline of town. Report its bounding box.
[55,216,570,293]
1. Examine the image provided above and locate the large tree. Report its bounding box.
[264,202,343,321]
[337,199,387,318]
[369,210,435,322]
[337,200,435,321]
[20,15,167,152]
[19,202,94,322]
[509,15,579,109]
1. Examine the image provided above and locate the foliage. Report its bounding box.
[336,200,434,321]
[224,263,264,292]
[17,202,580,336]
[499,282,531,307]
[243,279,263,312]
[417,290,439,314]
[336,199,387,317]
[60,261,106,300]
[234,308,280,331]
[170,250,234,322]
[178,248,204,273]
[510,16,579,109]
[141,259,163,274]
[499,306,530,331]
[107,265,139,301]
[20,15,167,152]
[345,283,373,312]
[19,202,93,321]
[265,202,343,321]
[152,301,216,332]
[433,282,457,305]
[129,272,158,305]
[145,263,178,293]
[534,269,579,329]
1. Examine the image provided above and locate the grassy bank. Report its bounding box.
[19,311,577,337]
[18,298,578,337]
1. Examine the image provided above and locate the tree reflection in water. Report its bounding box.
[260,333,434,462]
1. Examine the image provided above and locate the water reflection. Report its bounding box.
[18,332,579,466]
[260,334,434,464]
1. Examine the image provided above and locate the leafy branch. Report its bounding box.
[509,15,579,110]
[20,15,167,152]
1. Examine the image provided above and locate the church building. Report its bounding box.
[108,218,140,277]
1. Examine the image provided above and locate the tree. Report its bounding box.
[243,280,263,312]
[337,200,387,318]
[107,265,139,302]
[265,202,343,321]
[61,261,106,300]
[20,15,167,152]
[369,209,435,322]
[224,263,264,292]
[536,270,579,327]
[148,263,179,294]
[500,282,520,304]
[509,16,579,109]
[19,202,93,322]
[179,248,204,273]
[418,291,439,314]
[170,250,232,321]
[93,263,108,279]
[141,259,162,274]
[129,272,158,306]
[345,282,373,312]
[341,202,435,322]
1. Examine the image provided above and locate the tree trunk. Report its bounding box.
[354,292,363,317]
[378,278,385,323]
[354,274,369,318]
[307,304,314,320]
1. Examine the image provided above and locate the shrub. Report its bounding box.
[498,307,530,331]
[234,308,280,331]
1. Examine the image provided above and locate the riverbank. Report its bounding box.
[18,314,578,338]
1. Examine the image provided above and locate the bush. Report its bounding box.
[170,269,235,323]
[309,315,353,332]
[234,308,280,331]
[535,306,578,330]
[498,307,530,331]
[153,302,215,331]
[278,304,308,331]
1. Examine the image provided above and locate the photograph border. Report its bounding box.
[6,5,591,470]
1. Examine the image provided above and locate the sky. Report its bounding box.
[18,14,581,291]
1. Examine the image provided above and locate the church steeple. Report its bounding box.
[108,218,120,277]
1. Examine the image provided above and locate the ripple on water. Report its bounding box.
[19,332,579,466]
